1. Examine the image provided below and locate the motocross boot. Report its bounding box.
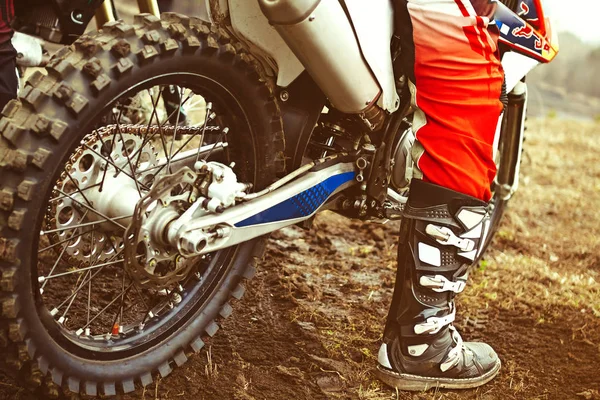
[377,179,501,391]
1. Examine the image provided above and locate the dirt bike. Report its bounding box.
[0,0,557,397]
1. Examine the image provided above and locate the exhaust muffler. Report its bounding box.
[259,0,381,115]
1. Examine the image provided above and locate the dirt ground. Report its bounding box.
[1,117,599,400]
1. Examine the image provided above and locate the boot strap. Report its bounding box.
[425,215,490,262]
[440,326,466,372]
[425,224,475,252]
[420,275,466,293]
[414,304,456,335]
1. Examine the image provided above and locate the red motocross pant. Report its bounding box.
[396,0,504,201]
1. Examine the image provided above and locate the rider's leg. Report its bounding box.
[0,0,17,111]
[0,44,17,110]
[377,0,504,390]
[397,0,504,201]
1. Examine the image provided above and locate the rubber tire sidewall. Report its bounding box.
[0,18,281,393]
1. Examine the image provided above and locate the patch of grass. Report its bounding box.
[478,259,489,272]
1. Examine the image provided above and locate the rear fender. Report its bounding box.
[198,0,305,88]
[195,0,229,24]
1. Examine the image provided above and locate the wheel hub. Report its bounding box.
[123,167,199,288]
[49,129,157,263]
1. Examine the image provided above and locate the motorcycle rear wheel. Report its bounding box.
[0,13,284,397]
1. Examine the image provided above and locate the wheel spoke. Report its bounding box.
[204,127,230,162]
[195,102,214,164]
[81,142,150,191]
[98,112,125,192]
[40,214,131,237]
[39,254,127,283]
[40,209,89,290]
[167,85,185,174]
[58,280,80,324]
[47,183,102,203]
[112,110,143,196]
[79,282,135,334]
[38,228,95,254]
[55,188,127,230]
[110,270,128,334]
[86,270,92,328]
[51,250,123,311]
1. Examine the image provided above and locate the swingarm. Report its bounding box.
[123,155,360,271]
[172,159,357,256]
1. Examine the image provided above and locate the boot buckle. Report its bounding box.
[426,225,475,252]
[420,275,466,293]
[414,306,456,335]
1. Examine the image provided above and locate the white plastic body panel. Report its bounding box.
[344,0,400,112]
[194,0,304,87]
[273,0,381,113]
[502,51,539,93]
[195,0,212,22]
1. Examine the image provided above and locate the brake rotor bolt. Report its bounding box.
[362,143,376,153]
[172,293,182,305]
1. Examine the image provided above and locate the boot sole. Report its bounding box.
[376,359,501,391]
